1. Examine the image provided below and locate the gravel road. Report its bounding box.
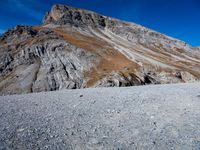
[1,83,200,150]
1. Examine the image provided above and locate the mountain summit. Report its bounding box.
[43,4,107,28]
[0,4,200,95]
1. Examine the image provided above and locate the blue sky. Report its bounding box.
[0,0,199,46]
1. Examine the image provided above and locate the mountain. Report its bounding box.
[0,4,200,95]
[196,47,200,50]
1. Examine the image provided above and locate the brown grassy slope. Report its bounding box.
[53,28,139,86]
[98,30,200,79]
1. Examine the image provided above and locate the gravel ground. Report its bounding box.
[1,83,200,150]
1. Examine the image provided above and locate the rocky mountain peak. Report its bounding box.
[43,4,106,28]
[1,4,200,95]
[0,25,38,44]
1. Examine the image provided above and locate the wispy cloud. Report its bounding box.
[12,0,43,21]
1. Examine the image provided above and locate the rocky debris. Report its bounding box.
[179,71,198,82]
[175,72,182,79]
[195,46,200,50]
[95,72,143,87]
[0,4,200,95]
[1,83,200,149]
[143,74,159,84]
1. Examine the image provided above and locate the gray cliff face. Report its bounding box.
[196,47,200,50]
[0,26,97,95]
[43,4,106,28]
[0,4,200,95]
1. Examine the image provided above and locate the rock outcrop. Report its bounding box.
[0,4,200,95]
